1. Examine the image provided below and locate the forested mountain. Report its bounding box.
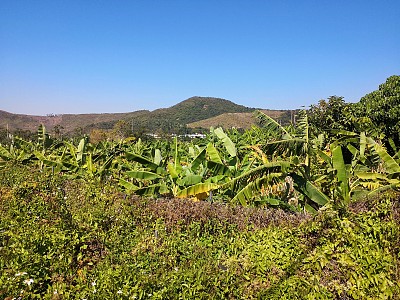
[1,96,281,136]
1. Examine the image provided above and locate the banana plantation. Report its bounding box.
[1,110,399,212]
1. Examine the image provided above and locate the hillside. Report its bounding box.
[124,97,256,133]
[1,97,258,134]
[0,109,150,133]
[187,109,292,130]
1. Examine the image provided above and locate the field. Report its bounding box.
[1,165,399,299]
[1,76,400,298]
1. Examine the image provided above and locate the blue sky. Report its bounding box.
[1,0,399,115]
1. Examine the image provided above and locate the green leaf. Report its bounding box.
[360,132,366,163]
[178,174,203,186]
[254,110,290,136]
[221,161,289,193]
[291,173,329,206]
[374,143,400,174]
[154,149,162,165]
[119,179,139,191]
[206,143,223,165]
[207,161,231,176]
[0,145,11,161]
[355,172,388,181]
[332,145,350,205]
[316,149,331,165]
[190,147,206,171]
[263,198,280,206]
[177,182,219,198]
[167,163,179,179]
[76,138,87,165]
[125,152,159,171]
[33,151,61,167]
[134,184,166,196]
[304,203,317,214]
[125,170,163,180]
[231,173,282,206]
[99,155,115,175]
[214,127,237,157]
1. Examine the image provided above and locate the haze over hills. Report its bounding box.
[0,97,290,135]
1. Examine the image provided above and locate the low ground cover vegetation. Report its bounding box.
[1,165,399,299]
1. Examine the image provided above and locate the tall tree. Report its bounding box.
[353,75,400,147]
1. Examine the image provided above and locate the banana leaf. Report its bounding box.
[332,145,350,205]
[254,110,290,136]
[177,174,203,186]
[373,143,400,174]
[119,179,139,191]
[190,147,206,171]
[206,143,223,165]
[231,173,282,206]
[125,152,159,171]
[177,182,220,198]
[214,127,237,157]
[291,173,330,206]
[0,145,11,161]
[126,170,163,180]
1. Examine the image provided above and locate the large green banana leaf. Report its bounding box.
[214,127,237,157]
[373,143,400,174]
[177,182,219,198]
[206,143,223,164]
[230,173,283,206]
[125,152,159,171]
[0,145,12,161]
[190,147,206,171]
[291,173,330,207]
[126,170,163,180]
[254,110,289,136]
[332,145,350,205]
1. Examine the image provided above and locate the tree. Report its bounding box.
[53,125,64,139]
[90,129,108,144]
[308,96,354,134]
[352,75,400,147]
[112,120,132,140]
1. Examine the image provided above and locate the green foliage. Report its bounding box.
[1,166,399,298]
[308,76,400,149]
[308,96,354,133]
[354,75,400,146]
[2,75,400,298]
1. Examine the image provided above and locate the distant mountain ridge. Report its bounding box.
[0,96,288,134]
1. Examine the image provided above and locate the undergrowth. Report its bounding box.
[0,165,399,299]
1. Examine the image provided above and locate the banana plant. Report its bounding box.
[0,137,34,167]
[119,128,238,200]
[251,110,331,211]
[355,137,400,194]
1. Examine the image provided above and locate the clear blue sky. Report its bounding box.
[1,0,399,115]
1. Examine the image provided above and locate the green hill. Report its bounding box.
[0,97,254,133]
[124,97,256,133]
[1,96,289,135]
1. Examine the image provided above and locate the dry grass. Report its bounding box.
[130,197,311,231]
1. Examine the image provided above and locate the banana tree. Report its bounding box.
[251,110,330,211]
[0,137,35,168]
[119,128,238,200]
[355,137,400,194]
